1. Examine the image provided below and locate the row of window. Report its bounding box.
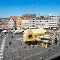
[36,21,48,22]
[30,20,57,22]
[30,25,35,27]
[36,24,45,25]
[30,21,35,22]
[49,23,57,24]
[30,21,49,22]
[49,25,57,26]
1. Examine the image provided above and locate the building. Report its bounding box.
[35,19,49,28]
[0,18,10,29]
[30,14,36,18]
[36,14,58,29]
[10,16,18,20]
[22,20,29,29]
[10,16,23,30]
[16,17,22,30]
[57,16,60,28]
[48,14,59,29]
[22,18,36,29]
[49,14,58,20]
[10,14,59,30]
[22,14,30,19]
[8,18,14,29]
[29,18,36,29]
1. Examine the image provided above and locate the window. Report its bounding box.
[33,21,35,22]
[33,23,35,24]
[45,21,48,22]
[32,25,35,27]
[28,34,33,39]
[50,18,52,20]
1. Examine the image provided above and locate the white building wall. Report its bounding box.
[22,20,29,29]
[29,18,36,28]
[22,19,58,29]
[35,20,49,28]
[48,14,58,28]
[22,15,58,29]
[49,19,58,28]
[22,18,36,29]
[8,19,14,29]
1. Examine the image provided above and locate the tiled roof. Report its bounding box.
[10,16,18,20]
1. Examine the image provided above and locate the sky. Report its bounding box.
[0,0,60,17]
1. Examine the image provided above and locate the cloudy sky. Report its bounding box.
[0,0,60,17]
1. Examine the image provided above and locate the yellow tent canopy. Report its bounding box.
[31,28,46,34]
[23,29,35,42]
[23,28,46,42]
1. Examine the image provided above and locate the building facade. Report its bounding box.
[16,17,22,30]
[48,14,59,29]
[10,14,59,30]
[35,20,49,28]
[0,18,9,30]
[8,19,14,29]
[22,14,30,19]
[29,18,36,29]
[22,20,29,29]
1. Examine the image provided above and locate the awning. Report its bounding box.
[40,35,51,39]
[35,38,41,41]
[2,30,7,32]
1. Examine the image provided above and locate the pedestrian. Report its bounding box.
[53,47,55,51]
[12,35,14,38]
[21,43,22,45]
[55,38,57,44]
[21,42,23,45]
[23,45,26,48]
[6,46,8,48]
[48,48,50,52]
[53,48,54,51]
[9,42,12,45]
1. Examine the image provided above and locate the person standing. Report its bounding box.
[48,48,50,52]
[55,38,57,44]
[12,34,14,38]
[53,47,55,51]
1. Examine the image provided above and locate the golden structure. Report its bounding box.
[23,28,46,42]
